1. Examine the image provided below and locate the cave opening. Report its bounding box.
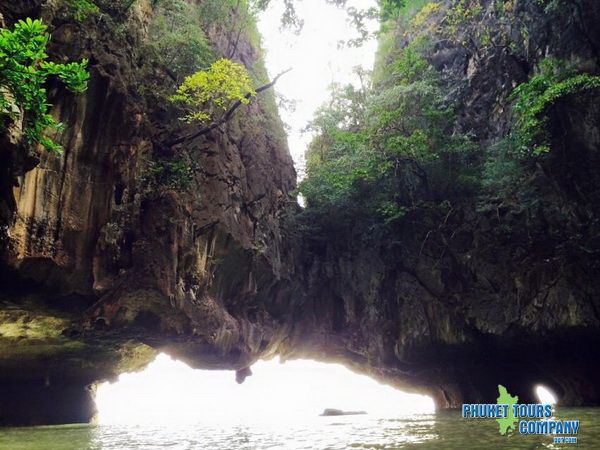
[535,385,558,405]
[95,353,434,425]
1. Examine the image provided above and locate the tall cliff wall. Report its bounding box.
[0,0,298,425]
[291,0,600,409]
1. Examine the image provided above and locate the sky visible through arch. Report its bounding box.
[257,0,378,177]
[96,354,434,425]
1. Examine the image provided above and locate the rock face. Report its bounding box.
[0,0,296,425]
[288,0,600,409]
[0,0,599,426]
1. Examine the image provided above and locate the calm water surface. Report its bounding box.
[1,409,598,449]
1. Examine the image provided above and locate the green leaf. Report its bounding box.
[1,17,89,152]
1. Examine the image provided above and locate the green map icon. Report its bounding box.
[497,385,519,435]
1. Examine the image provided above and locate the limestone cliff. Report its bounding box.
[0,0,296,425]
[292,0,600,409]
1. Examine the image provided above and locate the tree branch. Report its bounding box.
[166,68,292,147]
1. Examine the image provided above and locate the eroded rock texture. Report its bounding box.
[289,0,600,409]
[1,0,599,425]
[0,0,296,425]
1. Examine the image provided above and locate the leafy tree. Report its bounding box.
[170,59,256,123]
[143,0,215,92]
[167,60,289,146]
[299,74,394,222]
[0,18,89,152]
[298,39,477,231]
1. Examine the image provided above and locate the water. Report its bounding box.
[1,409,598,449]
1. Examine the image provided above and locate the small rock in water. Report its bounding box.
[320,408,367,416]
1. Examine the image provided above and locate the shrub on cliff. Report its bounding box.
[481,59,600,199]
[140,0,260,101]
[142,0,215,93]
[510,58,600,156]
[170,59,256,123]
[0,18,89,152]
[66,0,100,22]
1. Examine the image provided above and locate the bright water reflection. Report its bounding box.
[1,409,599,449]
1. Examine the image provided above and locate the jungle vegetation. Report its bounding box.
[0,18,89,152]
[296,0,600,242]
[3,0,599,203]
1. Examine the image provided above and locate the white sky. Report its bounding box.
[96,354,434,425]
[257,0,379,176]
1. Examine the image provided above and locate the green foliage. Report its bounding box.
[0,18,89,152]
[197,0,251,29]
[170,59,256,123]
[480,59,600,202]
[383,0,433,24]
[143,0,215,92]
[142,0,262,102]
[298,43,476,230]
[443,0,482,35]
[536,0,568,14]
[378,0,407,21]
[299,77,387,220]
[390,45,431,84]
[369,43,472,163]
[480,135,526,199]
[410,2,440,27]
[66,0,100,21]
[510,59,600,156]
[301,130,380,208]
[142,155,195,190]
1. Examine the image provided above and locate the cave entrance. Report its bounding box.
[95,353,434,425]
[535,385,558,405]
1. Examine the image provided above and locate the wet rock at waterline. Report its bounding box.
[320,409,367,417]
